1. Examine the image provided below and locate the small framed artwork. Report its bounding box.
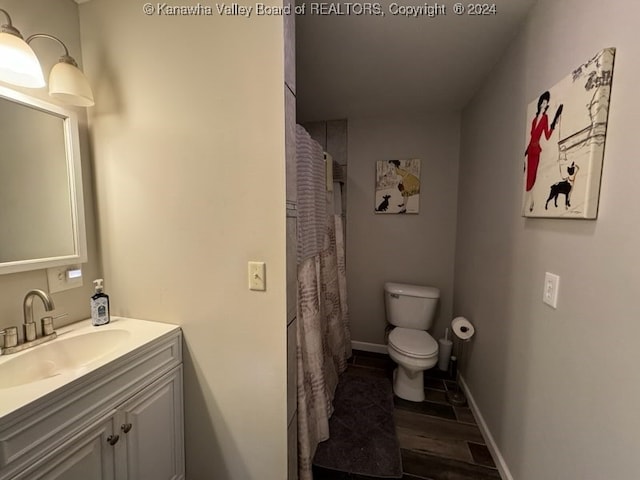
[375,159,421,214]
[522,47,615,219]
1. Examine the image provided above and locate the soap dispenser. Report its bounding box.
[91,279,110,326]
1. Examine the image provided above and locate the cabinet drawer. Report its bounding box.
[0,330,181,479]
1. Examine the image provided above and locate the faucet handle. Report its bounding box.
[41,317,54,336]
[0,326,19,348]
[41,313,67,336]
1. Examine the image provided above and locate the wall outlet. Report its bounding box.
[543,272,560,309]
[47,266,83,293]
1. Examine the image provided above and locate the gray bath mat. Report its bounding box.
[313,371,403,478]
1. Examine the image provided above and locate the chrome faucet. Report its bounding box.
[23,289,55,342]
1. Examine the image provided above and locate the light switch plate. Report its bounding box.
[248,261,266,291]
[543,272,560,308]
[47,265,83,293]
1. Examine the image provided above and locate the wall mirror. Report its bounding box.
[0,85,87,274]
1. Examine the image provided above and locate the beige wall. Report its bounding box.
[78,1,288,478]
[0,0,100,330]
[455,0,640,478]
[346,113,460,346]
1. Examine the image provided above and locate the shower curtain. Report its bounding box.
[295,125,352,480]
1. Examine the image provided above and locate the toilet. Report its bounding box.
[385,282,440,402]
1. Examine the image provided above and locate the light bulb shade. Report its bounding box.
[0,31,45,87]
[48,61,94,107]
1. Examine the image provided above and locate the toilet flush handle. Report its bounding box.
[390,293,399,299]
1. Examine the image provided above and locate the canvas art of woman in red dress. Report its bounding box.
[524,91,563,212]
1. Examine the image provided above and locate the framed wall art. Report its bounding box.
[522,47,615,219]
[375,159,421,214]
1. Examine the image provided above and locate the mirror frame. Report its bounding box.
[0,85,87,274]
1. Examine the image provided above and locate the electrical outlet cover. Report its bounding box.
[47,266,83,293]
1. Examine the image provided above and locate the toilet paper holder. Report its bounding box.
[447,317,475,407]
[451,316,475,340]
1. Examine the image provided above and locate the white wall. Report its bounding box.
[455,0,640,478]
[78,1,288,478]
[347,113,460,346]
[0,0,100,330]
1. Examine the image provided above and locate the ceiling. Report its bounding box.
[296,0,536,121]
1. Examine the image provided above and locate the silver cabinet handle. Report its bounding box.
[107,434,120,446]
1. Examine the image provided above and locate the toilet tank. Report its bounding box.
[384,282,440,330]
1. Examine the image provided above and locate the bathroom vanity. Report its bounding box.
[0,317,184,480]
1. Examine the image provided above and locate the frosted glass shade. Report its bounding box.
[0,31,45,87]
[48,61,94,107]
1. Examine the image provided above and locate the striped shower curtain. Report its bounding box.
[295,125,352,480]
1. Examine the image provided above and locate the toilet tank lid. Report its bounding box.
[384,282,440,298]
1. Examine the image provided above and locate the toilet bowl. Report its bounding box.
[388,327,438,402]
[384,282,440,402]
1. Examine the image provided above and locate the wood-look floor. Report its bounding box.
[313,350,501,480]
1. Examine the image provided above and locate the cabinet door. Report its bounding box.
[119,366,184,480]
[18,416,117,480]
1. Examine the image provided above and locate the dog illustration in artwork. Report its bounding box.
[545,162,580,210]
[376,195,391,212]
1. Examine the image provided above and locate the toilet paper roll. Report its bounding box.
[438,339,453,371]
[451,316,475,340]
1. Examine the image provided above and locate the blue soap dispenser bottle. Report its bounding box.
[91,279,110,326]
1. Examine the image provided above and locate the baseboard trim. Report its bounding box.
[458,375,513,480]
[351,341,387,355]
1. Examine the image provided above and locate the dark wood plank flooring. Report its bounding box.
[313,350,501,480]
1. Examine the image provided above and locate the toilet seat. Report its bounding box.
[388,328,438,359]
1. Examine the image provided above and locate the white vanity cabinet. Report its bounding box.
[0,321,184,480]
[115,366,183,480]
[20,415,118,479]
[17,366,183,480]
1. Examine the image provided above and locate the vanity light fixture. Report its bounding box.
[0,9,45,88]
[26,34,94,107]
[0,9,94,107]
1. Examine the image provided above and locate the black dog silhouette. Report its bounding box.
[546,162,579,210]
[376,195,391,212]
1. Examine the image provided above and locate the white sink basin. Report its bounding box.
[0,329,130,389]
[0,317,180,421]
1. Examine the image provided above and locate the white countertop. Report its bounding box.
[0,317,180,421]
